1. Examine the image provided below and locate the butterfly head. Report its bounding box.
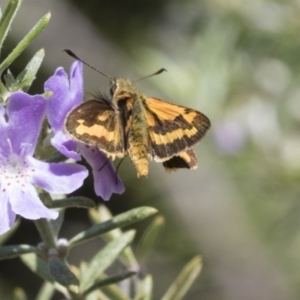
[110,78,139,105]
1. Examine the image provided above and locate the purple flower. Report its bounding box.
[0,92,88,235]
[44,61,124,200]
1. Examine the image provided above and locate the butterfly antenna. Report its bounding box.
[115,157,125,185]
[98,156,111,172]
[135,68,167,82]
[64,49,115,82]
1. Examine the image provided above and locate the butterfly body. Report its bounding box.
[65,78,210,177]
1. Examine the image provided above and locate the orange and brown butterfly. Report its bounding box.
[64,50,211,177]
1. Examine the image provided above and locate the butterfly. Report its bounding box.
[64,50,211,177]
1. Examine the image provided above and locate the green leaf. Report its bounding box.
[34,219,57,248]
[137,215,165,263]
[0,81,8,99]
[0,244,36,260]
[21,253,54,283]
[134,275,153,300]
[83,271,136,297]
[13,287,27,300]
[70,206,157,247]
[17,48,44,91]
[97,280,132,300]
[1,49,43,92]
[21,253,70,296]
[81,230,136,292]
[89,206,138,269]
[0,12,51,75]
[45,151,67,163]
[0,219,20,245]
[0,0,22,51]
[49,210,65,237]
[39,190,53,207]
[51,197,96,209]
[161,256,203,300]
[35,282,55,300]
[4,69,15,88]
[48,256,79,293]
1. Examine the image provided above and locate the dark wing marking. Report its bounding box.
[144,97,210,161]
[65,98,125,159]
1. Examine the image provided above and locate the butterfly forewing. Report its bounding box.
[65,99,125,158]
[144,97,210,161]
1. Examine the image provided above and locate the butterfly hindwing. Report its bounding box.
[65,98,125,159]
[163,148,198,171]
[144,97,210,162]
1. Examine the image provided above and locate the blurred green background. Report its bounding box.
[1,0,300,299]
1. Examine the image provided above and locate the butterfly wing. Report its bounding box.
[144,97,210,162]
[65,98,125,159]
[163,148,198,171]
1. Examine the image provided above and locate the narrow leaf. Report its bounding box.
[0,81,8,99]
[48,256,79,293]
[39,190,53,207]
[137,215,165,263]
[0,244,36,260]
[0,12,51,75]
[134,275,153,300]
[83,271,136,297]
[161,256,203,300]
[96,276,131,300]
[49,210,65,237]
[21,253,54,283]
[0,0,22,50]
[81,230,135,291]
[21,253,69,296]
[0,219,20,245]
[35,282,55,300]
[45,151,67,163]
[52,197,96,209]
[34,219,56,248]
[89,206,138,269]
[99,292,116,300]
[4,69,15,88]
[18,48,44,91]
[70,206,157,247]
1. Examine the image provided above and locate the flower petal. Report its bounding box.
[69,60,83,105]
[51,130,81,160]
[1,92,46,156]
[27,157,88,194]
[0,103,7,127]
[8,184,58,220]
[79,144,125,200]
[0,191,16,235]
[45,61,83,131]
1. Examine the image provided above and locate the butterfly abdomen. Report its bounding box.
[127,95,149,177]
